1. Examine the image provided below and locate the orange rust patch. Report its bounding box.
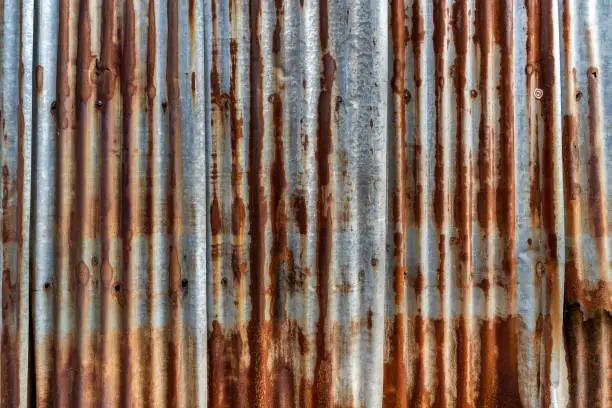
[77,262,90,285]
[36,65,44,92]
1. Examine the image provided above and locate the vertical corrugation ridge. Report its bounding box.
[206,0,227,403]
[74,0,102,404]
[407,0,429,405]
[451,1,473,406]
[312,0,335,405]
[166,0,183,405]
[247,0,269,406]
[384,0,407,405]
[431,1,450,406]
[54,0,77,404]
[31,0,58,402]
[473,1,497,406]
[562,1,611,407]
[148,0,170,405]
[98,0,124,404]
[495,1,521,407]
[534,0,565,406]
[121,0,151,404]
[1,0,32,404]
[267,0,294,404]
[296,1,319,406]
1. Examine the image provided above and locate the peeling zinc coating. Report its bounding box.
[0,0,610,407]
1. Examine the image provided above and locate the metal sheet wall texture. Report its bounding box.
[0,0,609,406]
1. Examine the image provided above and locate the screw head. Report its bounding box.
[534,88,544,99]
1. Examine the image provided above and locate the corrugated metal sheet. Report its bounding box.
[0,0,610,406]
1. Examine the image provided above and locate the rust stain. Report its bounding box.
[312,0,335,404]
[410,1,425,227]
[36,64,44,93]
[452,1,473,404]
[247,0,269,407]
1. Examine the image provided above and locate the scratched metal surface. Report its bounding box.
[0,0,610,407]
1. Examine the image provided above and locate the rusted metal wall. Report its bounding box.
[0,0,610,406]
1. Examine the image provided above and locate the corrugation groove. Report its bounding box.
[0,0,609,407]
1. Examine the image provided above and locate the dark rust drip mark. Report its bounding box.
[563,304,611,408]
[382,315,406,408]
[188,0,196,48]
[1,166,11,243]
[272,0,283,55]
[247,1,269,407]
[432,3,449,407]
[535,1,560,404]
[293,194,307,235]
[1,2,25,402]
[268,87,295,407]
[409,316,429,407]
[1,271,17,407]
[166,0,183,404]
[144,0,160,403]
[313,0,335,404]
[431,319,446,408]
[494,0,516,240]
[208,321,248,408]
[209,0,223,270]
[474,1,494,231]
[452,2,472,404]
[473,1,523,406]
[477,317,523,408]
[562,114,580,209]
[585,66,607,243]
[144,0,156,239]
[36,65,44,94]
[495,2,521,406]
[229,39,246,284]
[411,1,425,226]
[455,318,471,407]
[432,0,446,231]
[525,0,542,229]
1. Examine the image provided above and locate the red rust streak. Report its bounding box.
[55,0,77,404]
[166,0,184,405]
[99,0,123,405]
[208,321,248,408]
[313,0,335,405]
[121,0,151,405]
[536,1,560,405]
[431,2,448,407]
[74,0,100,404]
[247,0,269,407]
[208,0,230,404]
[269,1,297,398]
[563,304,611,408]
[451,1,473,405]
[383,0,407,406]
[410,1,425,227]
[473,2,499,407]
[408,2,426,405]
[229,39,246,282]
[269,28,299,405]
[494,2,522,407]
[585,66,607,246]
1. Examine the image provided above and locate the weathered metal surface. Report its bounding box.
[0,0,610,407]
